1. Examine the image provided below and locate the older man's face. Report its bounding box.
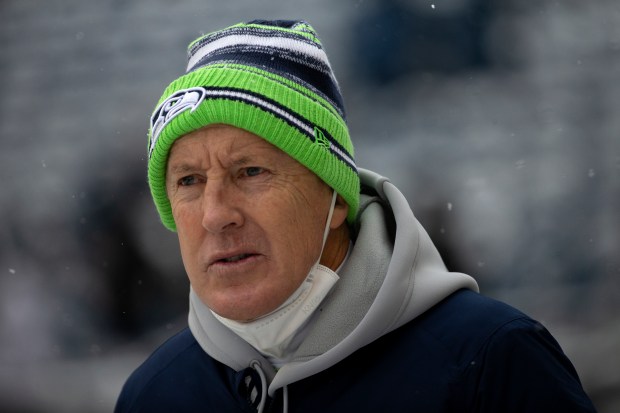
[166,124,335,321]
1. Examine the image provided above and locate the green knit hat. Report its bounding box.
[147,19,359,231]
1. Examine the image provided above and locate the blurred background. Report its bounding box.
[0,0,618,411]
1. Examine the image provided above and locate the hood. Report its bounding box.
[188,168,479,394]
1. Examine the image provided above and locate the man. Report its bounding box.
[116,20,597,412]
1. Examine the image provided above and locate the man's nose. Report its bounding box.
[201,183,244,233]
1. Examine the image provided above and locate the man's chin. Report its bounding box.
[200,291,278,322]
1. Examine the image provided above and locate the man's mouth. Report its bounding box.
[220,253,253,263]
[208,248,262,268]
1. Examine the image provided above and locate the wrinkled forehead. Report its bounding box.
[169,124,285,158]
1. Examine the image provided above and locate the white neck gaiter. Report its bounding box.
[211,191,341,359]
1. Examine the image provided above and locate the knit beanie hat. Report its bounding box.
[147,19,359,231]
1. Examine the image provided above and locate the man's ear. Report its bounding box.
[330,194,349,229]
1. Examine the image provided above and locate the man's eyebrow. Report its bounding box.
[167,163,196,175]
[167,156,257,175]
[231,156,254,167]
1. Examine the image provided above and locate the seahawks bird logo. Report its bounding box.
[149,87,207,157]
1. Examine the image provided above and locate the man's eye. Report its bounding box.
[178,175,198,186]
[244,167,264,177]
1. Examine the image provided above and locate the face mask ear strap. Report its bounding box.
[318,190,338,258]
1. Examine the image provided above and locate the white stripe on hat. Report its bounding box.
[186,34,331,73]
[203,88,315,136]
[330,142,357,172]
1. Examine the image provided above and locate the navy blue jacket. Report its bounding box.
[115,289,597,412]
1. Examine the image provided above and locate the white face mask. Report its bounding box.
[212,191,340,359]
